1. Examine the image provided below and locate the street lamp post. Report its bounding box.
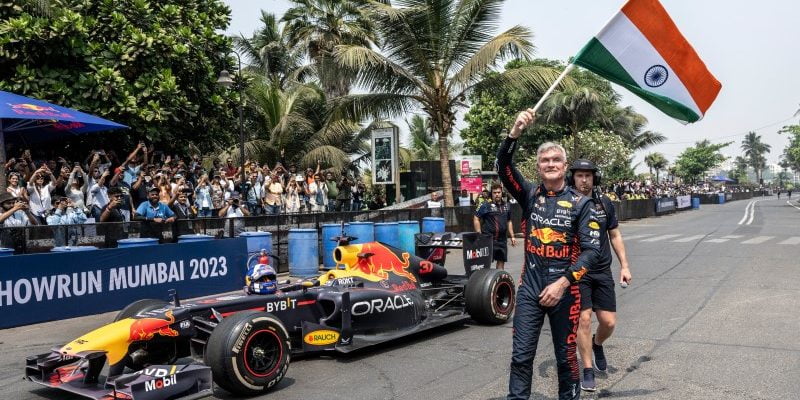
[216,50,247,193]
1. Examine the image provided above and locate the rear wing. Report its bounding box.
[414,232,494,276]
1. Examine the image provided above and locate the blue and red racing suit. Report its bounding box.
[497,137,601,400]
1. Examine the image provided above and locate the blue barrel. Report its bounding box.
[397,221,420,254]
[239,231,273,255]
[322,224,348,269]
[0,248,15,256]
[375,222,400,249]
[118,238,159,248]
[178,234,214,243]
[422,217,445,233]
[288,229,319,277]
[718,193,725,204]
[51,246,98,252]
[347,222,374,244]
[691,197,700,209]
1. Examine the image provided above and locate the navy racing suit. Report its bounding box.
[497,137,601,400]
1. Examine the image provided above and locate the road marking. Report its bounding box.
[741,236,774,244]
[623,234,655,240]
[673,235,705,242]
[640,234,681,242]
[705,238,729,243]
[738,201,754,225]
[722,235,744,239]
[788,201,800,211]
[778,237,800,245]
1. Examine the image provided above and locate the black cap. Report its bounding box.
[569,159,598,172]
[148,186,160,193]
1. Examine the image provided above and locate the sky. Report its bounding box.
[223,0,800,172]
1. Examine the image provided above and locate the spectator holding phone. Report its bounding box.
[27,165,57,225]
[66,164,89,214]
[98,187,128,247]
[218,192,249,236]
[135,187,176,242]
[46,196,88,247]
[121,142,149,186]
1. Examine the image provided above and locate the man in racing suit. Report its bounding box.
[498,109,601,400]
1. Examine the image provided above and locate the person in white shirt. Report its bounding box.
[66,165,89,213]
[427,191,443,209]
[89,170,111,220]
[218,192,250,236]
[458,189,473,207]
[0,192,38,250]
[27,166,57,225]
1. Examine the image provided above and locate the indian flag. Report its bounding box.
[573,0,721,123]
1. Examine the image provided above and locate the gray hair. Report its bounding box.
[536,142,567,160]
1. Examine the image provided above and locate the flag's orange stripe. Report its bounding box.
[622,0,721,114]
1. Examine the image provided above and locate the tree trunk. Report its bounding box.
[438,132,454,207]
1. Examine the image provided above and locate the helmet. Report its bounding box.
[245,264,278,295]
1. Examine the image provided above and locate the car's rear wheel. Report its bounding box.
[465,269,515,324]
[204,311,290,396]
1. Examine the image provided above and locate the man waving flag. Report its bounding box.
[532,0,721,123]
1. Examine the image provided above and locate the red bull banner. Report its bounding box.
[0,239,247,328]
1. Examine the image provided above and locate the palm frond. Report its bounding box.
[469,65,567,103]
[330,93,417,122]
[449,25,534,94]
[334,45,423,94]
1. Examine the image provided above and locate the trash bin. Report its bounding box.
[397,221,420,254]
[321,223,348,269]
[288,229,319,277]
[375,222,400,248]
[178,234,214,243]
[239,231,273,255]
[50,246,98,252]
[691,197,700,209]
[117,238,159,248]
[422,217,445,233]
[347,222,374,244]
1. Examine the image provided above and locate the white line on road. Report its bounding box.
[722,235,744,239]
[787,201,800,211]
[640,234,681,242]
[741,236,774,244]
[705,238,730,243]
[778,237,800,245]
[738,201,754,225]
[673,235,706,242]
[623,234,655,240]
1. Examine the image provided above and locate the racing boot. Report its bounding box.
[593,334,608,372]
[581,368,596,392]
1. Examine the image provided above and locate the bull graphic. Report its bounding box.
[530,228,568,244]
[128,310,179,342]
[336,243,416,282]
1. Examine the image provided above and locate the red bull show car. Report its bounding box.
[24,231,515,399]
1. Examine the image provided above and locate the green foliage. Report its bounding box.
[674,140,731,183]
[644,152,668,182]
[740,131,771,181]
[0,0,236,152]
[729,155,749,183]
[779,124,800,173]
[560,129,632,172]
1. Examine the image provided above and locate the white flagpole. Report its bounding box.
[531,63,575,114]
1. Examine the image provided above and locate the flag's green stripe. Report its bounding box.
[574,37,700,122]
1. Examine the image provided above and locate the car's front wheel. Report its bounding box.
[465,269,515,324]
[204,311,291,396]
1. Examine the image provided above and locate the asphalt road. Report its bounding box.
[2,195,799,399]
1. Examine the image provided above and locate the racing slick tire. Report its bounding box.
[204,311,291,396]
[114,298,169,321]
[465,269,515,325]
[113,299,174,372]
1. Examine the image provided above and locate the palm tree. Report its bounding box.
[407,115,463,160]
[235,11,303,89]
[741,131,771,182]
[333,0,563,206]
[644,152,668,182]
[540,86,605,158]
[731,156,749,182]
[608,106,666,151]
[282,0,379,98]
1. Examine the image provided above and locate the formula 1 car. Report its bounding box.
[25,231,515,399]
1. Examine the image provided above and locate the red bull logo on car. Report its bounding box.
[335,243,417,282]
[129,310,179,342]
[8,103,72,118]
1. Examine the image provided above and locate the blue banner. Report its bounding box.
[0,238,247,328]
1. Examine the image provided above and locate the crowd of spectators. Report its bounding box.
[0,144,378,247]
[604,179,756,201]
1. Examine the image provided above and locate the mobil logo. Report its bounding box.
[466,246,489,260]
[144,375,177,392]
[530,228,567,244]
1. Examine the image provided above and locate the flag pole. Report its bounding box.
[531,63,575,114]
